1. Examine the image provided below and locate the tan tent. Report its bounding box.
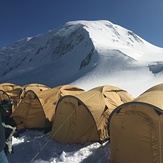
[0,90,10,101]
[51,85,134,144]
[20,83,51,98]
[11,85,85,130]
[22,83,51,92]
[109,83,163,163]
[0,83,22,110]
[0,83,20,91]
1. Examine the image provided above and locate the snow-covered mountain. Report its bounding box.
[0,20,163,97]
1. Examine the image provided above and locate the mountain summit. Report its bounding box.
[0,20,163,97]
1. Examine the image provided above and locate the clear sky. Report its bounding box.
[1,0,163,48]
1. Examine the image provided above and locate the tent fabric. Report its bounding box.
[22,83,51,92]
[0,83,22,110]
[20,83,51,99]
[134,83,163,110]
[11,85,85,130]
[0,83,51,111]
[0,90,10,101]
[109,83,163,163]
[11,90,49,130]
[0,83,21,91]
[0,83,50,111]
[51,85,134,144]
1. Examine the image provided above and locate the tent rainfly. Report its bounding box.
[0,83,21,92]
[20,83,51,99]
[11,85,85,131]
[22,83,51,93]
[0,83,22,110]
[0,90,10,101]
[51,85,134,144]
[108,83,163,163]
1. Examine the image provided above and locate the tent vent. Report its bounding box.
[104,105,108,112]
[78,101,82,106]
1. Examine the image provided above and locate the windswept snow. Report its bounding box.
[8,130,110,163]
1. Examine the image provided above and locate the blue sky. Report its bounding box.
[1,0,163,48]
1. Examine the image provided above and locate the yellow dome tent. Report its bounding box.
[11,85,85,130]
[109,83,163,163]
[51,85,134,144]
[20,83,51,99]
[0,83,22,110]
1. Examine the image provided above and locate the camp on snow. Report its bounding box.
[0,83,22,110]
[108,83,163,163]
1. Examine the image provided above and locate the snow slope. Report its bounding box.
[0,20,163,97]
[8,130,110,163]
